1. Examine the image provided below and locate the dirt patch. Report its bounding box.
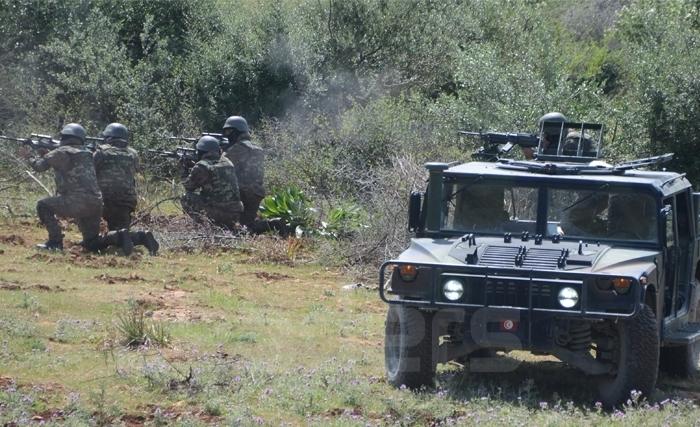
[0,376,15,389]
[133,403,223,424]
[26,253,51,262]
[0,281,21,291]
[31,409,65,423]
[30,284,64,292]
[251,271,293,282]
[141,289,223,322]
[134,297,166,311]
[121,414,150,426]
[0,234,25,245]
[96,273,145,284]
[0,281,64,292]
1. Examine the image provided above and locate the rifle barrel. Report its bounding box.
[0,135,26,143]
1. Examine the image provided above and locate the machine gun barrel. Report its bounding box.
[459,130,542,161]
[458,130,540,147]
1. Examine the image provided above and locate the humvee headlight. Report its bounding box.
[612,277,632,294]
[558,287,579,308]
[398,264,418,282]
[443,279,464,301]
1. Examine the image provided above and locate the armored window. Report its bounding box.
[549,189,657,242]
[443,181,537,234]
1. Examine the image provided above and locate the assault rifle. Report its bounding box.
[0,134,60,151]
[148,147,198,177]
[458,131,540,161]
[167,132,225,146]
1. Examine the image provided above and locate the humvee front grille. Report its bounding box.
[479,246,561,270]
[450,274,582,310]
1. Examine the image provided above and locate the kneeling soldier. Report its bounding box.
[181,136,243,229]
[27,123,131,254]
[94,123,159,255]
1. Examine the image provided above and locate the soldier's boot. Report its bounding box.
[36,201,63,251]
[95,230,133,256]
[129,231,159,256]
[118,229,134,256]
[37,239,63,251]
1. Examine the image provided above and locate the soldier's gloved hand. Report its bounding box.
[17,145,32,160]
[35,147,49,157]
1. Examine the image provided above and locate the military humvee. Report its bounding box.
[380,120,700,407]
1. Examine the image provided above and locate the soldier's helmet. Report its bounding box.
[222,116,249,133]
[196,135,221,153]
[102,123,129,141]
[59,123,86,144]
[537,112,568,151]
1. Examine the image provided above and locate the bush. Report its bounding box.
[259,187,316,234]
[117,303,170,348]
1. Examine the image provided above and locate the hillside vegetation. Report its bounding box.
[1,0,699,265]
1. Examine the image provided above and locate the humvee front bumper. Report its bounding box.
[379,261,641,319]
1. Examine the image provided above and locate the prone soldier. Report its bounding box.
[93,123,159,255]
[25,123,132,254]
[221,116,265,227]
[181,136,244,229]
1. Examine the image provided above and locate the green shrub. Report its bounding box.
[321,204,366,238]
[259,187,315,233]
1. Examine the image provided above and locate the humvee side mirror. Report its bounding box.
[408,191,423,232]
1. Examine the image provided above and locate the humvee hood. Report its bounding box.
[591,248,659,277]
[395,237,658,277]
[395,238,464,265]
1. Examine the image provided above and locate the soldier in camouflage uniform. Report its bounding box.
[181,136,244,229]
[27,123,132,254]
[221,116,265,227]
[93,123,159,255]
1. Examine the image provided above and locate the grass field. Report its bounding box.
[1,217,700,426]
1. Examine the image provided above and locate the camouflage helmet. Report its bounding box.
[222,116,249,133]
[59,123,86,143]
[102,123,129,141]
[195,135,221,153]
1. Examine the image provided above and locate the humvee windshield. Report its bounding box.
[443,180,658,242]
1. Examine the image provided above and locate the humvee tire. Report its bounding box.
[384,305,436,388]
[598,305,659,408]
[660,342,700,379]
